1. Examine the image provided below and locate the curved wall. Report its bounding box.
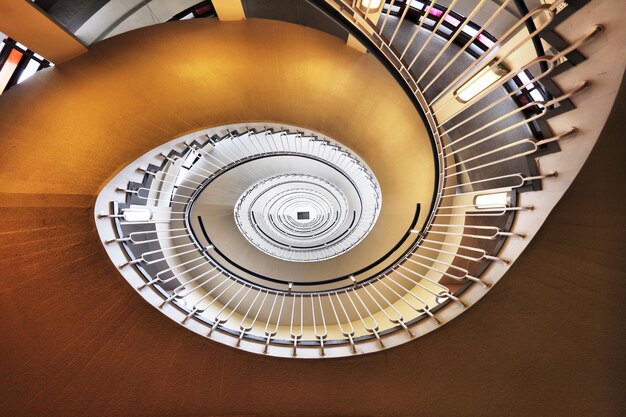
[0,17,624,417]
[0,18,435,279]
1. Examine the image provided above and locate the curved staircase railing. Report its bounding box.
[94,0,612,358]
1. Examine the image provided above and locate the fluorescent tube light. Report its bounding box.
[360,0,383,10]
[123,207,152,222]
[474,192,509,209]
[455,63,508,103]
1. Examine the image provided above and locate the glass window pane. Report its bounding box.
[444,15,461,27]
[0,48,23,93]
[18,59,40,84]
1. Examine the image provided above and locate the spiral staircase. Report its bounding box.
[0,0,625,414]
[61,0,619,358]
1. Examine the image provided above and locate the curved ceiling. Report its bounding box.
[0,18,433,205]
[0,10,624,417]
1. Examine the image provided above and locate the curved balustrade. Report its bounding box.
[94,0,607,357]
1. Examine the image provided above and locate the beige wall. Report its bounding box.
[0,18,435,282]
[0,0,86,63]
[0,17,623,417]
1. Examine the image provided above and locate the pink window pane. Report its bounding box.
[478,33,495,48]
[428,8,443,18]
[444,15,461,26]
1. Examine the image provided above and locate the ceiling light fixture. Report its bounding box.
[122,207,153,222]
[455,63,508,103]
[474,192,509,209]
[359,0,384,12]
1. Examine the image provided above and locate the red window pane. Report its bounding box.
[0,48,23,93]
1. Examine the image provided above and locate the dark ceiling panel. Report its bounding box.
[34,0,110,33]
[242,0,349,42]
